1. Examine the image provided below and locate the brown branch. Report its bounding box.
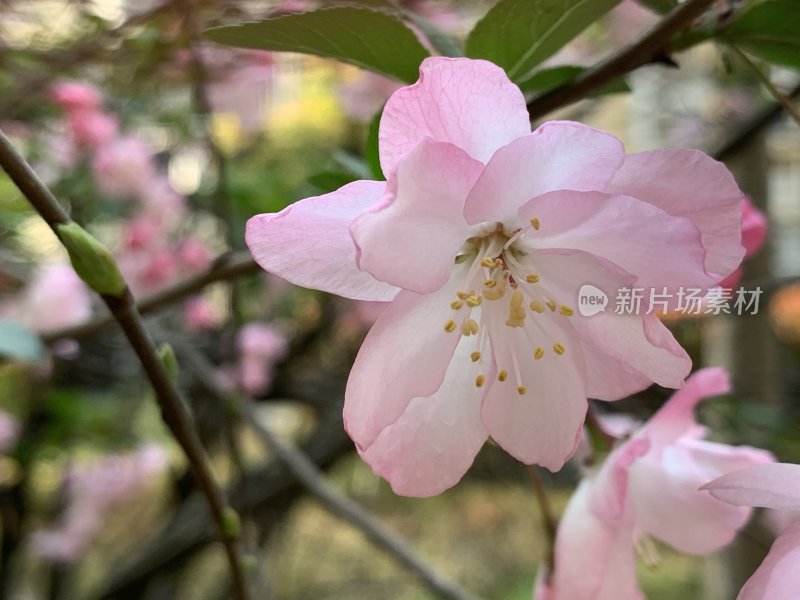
[525,466,557,572]
[41,250,259,344]
[0,127,252,600]
[173,340,485,600]
[526,0,717,121]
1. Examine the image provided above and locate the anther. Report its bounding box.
[497,370,508,382]
[553,343,565,355]
[506,290,527,328]
[480,257,495,268]
[560,305,574,316]
[546,299,557,312]
[466,295,482,307]
[450,300,464,310]
[470,351,482,362]
[457,291,469,300]
[530,217,541,230]
[517,386,527,395]
[475,374,485,388]
[526,274,540,283]
[534,347,544,360]
[444,320,456,333]
[484,278,497,288]
[529,300,545,313]
[462,318,479,335]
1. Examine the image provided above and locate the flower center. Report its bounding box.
[442,218,575,395]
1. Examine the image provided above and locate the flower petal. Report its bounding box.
[359,337,492,497]
[344,264,472,450]
[606,149,746,280]
[701,463,800,511]
[480,308,587,470]
[737,522,800,600]
[629,444,756,554]
[351,139,483,294]
[550,480,644,600]
[245,180,399,301]
[521,190,714,293]
[642,367,730,448]
[379,57,529,175]
[464,122,625,227]
[589,436,651,522]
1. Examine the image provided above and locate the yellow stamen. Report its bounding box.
[498,370,508,382]
[475,374,485,388]
[546,299,557,312]
[466,295,482,307]
[484,278,497,288]
[517,386,527,395]
[553,343,565,355]
[529,300,545,313]
[534,347,544,360]
[526,274,540,283]
[444,320,456,333]
[480,257,495,268]
[470,351,482,362]
[560,305,574,317]
[483,279,506,301]
[530,217,541,230]
[505,289,527,328]
[450,300,464,310]
[461,318,479,336]
[461,321,473,336]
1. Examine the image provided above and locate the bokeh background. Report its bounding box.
[0,1,799,599]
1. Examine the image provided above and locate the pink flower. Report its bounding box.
[236,323,288,395]
[91,136,155,200]
[68,110,119,148]
[51,82,103,112]
[183,297,219,331]
[178,237,213,271]
[245,58,747,496]
[702,463,800,600]
[541,368,774,600]
[719,198,768,289]
[0,410,20,454]
[6,263,92,334]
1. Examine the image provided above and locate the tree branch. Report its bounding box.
[0,128,252,600]
[174,340,484,600]
[526,0,717,120]
[41,250,259,344]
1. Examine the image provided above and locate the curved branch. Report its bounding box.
[526,0,717,120]
[0,128,251,600]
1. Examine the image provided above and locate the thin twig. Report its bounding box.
[41,250,259,344]
[525,466,557,571]
[0,128,252,600]
[173,340,484,600]
[726,44,800,128]
[526,0,717,120]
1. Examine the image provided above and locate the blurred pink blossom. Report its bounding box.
[182,297,219,331]
[0,263,92,334]
[31,445,167,563]
[69,110,119,148]
[0,411,20,454]
[237,323,288,395]
[540,368,774,600]
[51,82,103,112]
[91,136,155,200]
[338,72,402,122]
[178,238,213,271]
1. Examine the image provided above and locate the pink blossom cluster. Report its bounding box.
[216,323,289,396]
[30,444,167,563]
[51,82,216,323]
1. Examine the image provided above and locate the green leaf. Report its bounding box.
[519,65,630,96]
[365,108,384,180]
[308,171,359,193]
[205,7,430,82]
[0,320,44,363]
[722,0,800,71]
[465,0,623,81]
[633,0,677,14]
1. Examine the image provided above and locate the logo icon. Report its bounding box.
[578,284,608,316]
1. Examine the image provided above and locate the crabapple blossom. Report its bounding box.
[246,57,747,496]
[0,263,92,334]
[237,323,288,395]
[539,368,774,600]
[720,197,768,289]
[702,462,800,600]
